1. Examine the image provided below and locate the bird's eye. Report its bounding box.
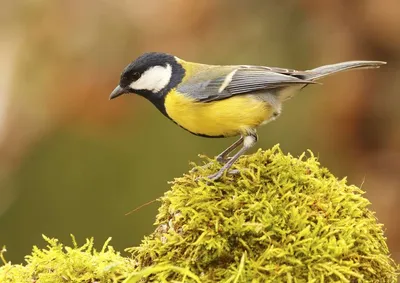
[132,72,141,81]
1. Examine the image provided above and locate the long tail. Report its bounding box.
[304,61,386,81]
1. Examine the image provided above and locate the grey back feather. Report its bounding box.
[176,61,386,103]
[177,66,316,103]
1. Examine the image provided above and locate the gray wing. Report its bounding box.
[177,66,316,103]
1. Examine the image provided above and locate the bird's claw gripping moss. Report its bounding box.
[193,161,241,181]
[202,168,240,182]
[190,156,232,174]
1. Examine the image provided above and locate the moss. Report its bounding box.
[1,145,398,282]
[128,145,398,282]
[0,235,135,283]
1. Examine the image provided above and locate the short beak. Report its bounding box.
[109,85,126,100]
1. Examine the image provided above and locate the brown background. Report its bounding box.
[0,0,399,264]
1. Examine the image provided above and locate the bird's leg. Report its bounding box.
[216,136,244,164]
[206,134,257,181]
[190,136,244,173]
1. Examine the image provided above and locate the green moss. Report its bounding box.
[128,145,398,282]
[1,145,398,282]
[0,235,135,283]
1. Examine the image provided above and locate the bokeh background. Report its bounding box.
[1,0,399,264]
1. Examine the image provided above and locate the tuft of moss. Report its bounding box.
[0,235,135,283]
[128,145,398,282]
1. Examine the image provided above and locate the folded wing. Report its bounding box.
[178,65,316,103]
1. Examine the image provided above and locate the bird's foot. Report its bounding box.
[190,156,231,173]
[216,155,231,164]
[203,170,224,181]
[195,168,240,182]
[227,169,240,175]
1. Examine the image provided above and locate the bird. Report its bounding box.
[109,52,385,181]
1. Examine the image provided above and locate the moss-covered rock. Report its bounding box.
[0,236,135,283]
[128,145,398,282]
[1,145,398,282]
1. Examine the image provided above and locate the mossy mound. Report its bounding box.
[0,236,135,283]
[0,145,398,282]
[128,145,398,282]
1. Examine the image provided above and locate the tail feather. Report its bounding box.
[304,61,386,81]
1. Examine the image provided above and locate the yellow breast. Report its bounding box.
[164,89,273,137]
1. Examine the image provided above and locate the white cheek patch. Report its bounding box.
[130,64,172,92]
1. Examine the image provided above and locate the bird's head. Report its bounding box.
[109,52,185,100]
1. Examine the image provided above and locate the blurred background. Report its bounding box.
[0,0,399,264]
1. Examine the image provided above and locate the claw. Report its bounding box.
[205,170,224,181]
[190,155,231,174]
[216,156,231,164]
[195,168,240,182]
[228,169,240,175]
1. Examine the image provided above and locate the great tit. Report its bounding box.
[110,52,385,181]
